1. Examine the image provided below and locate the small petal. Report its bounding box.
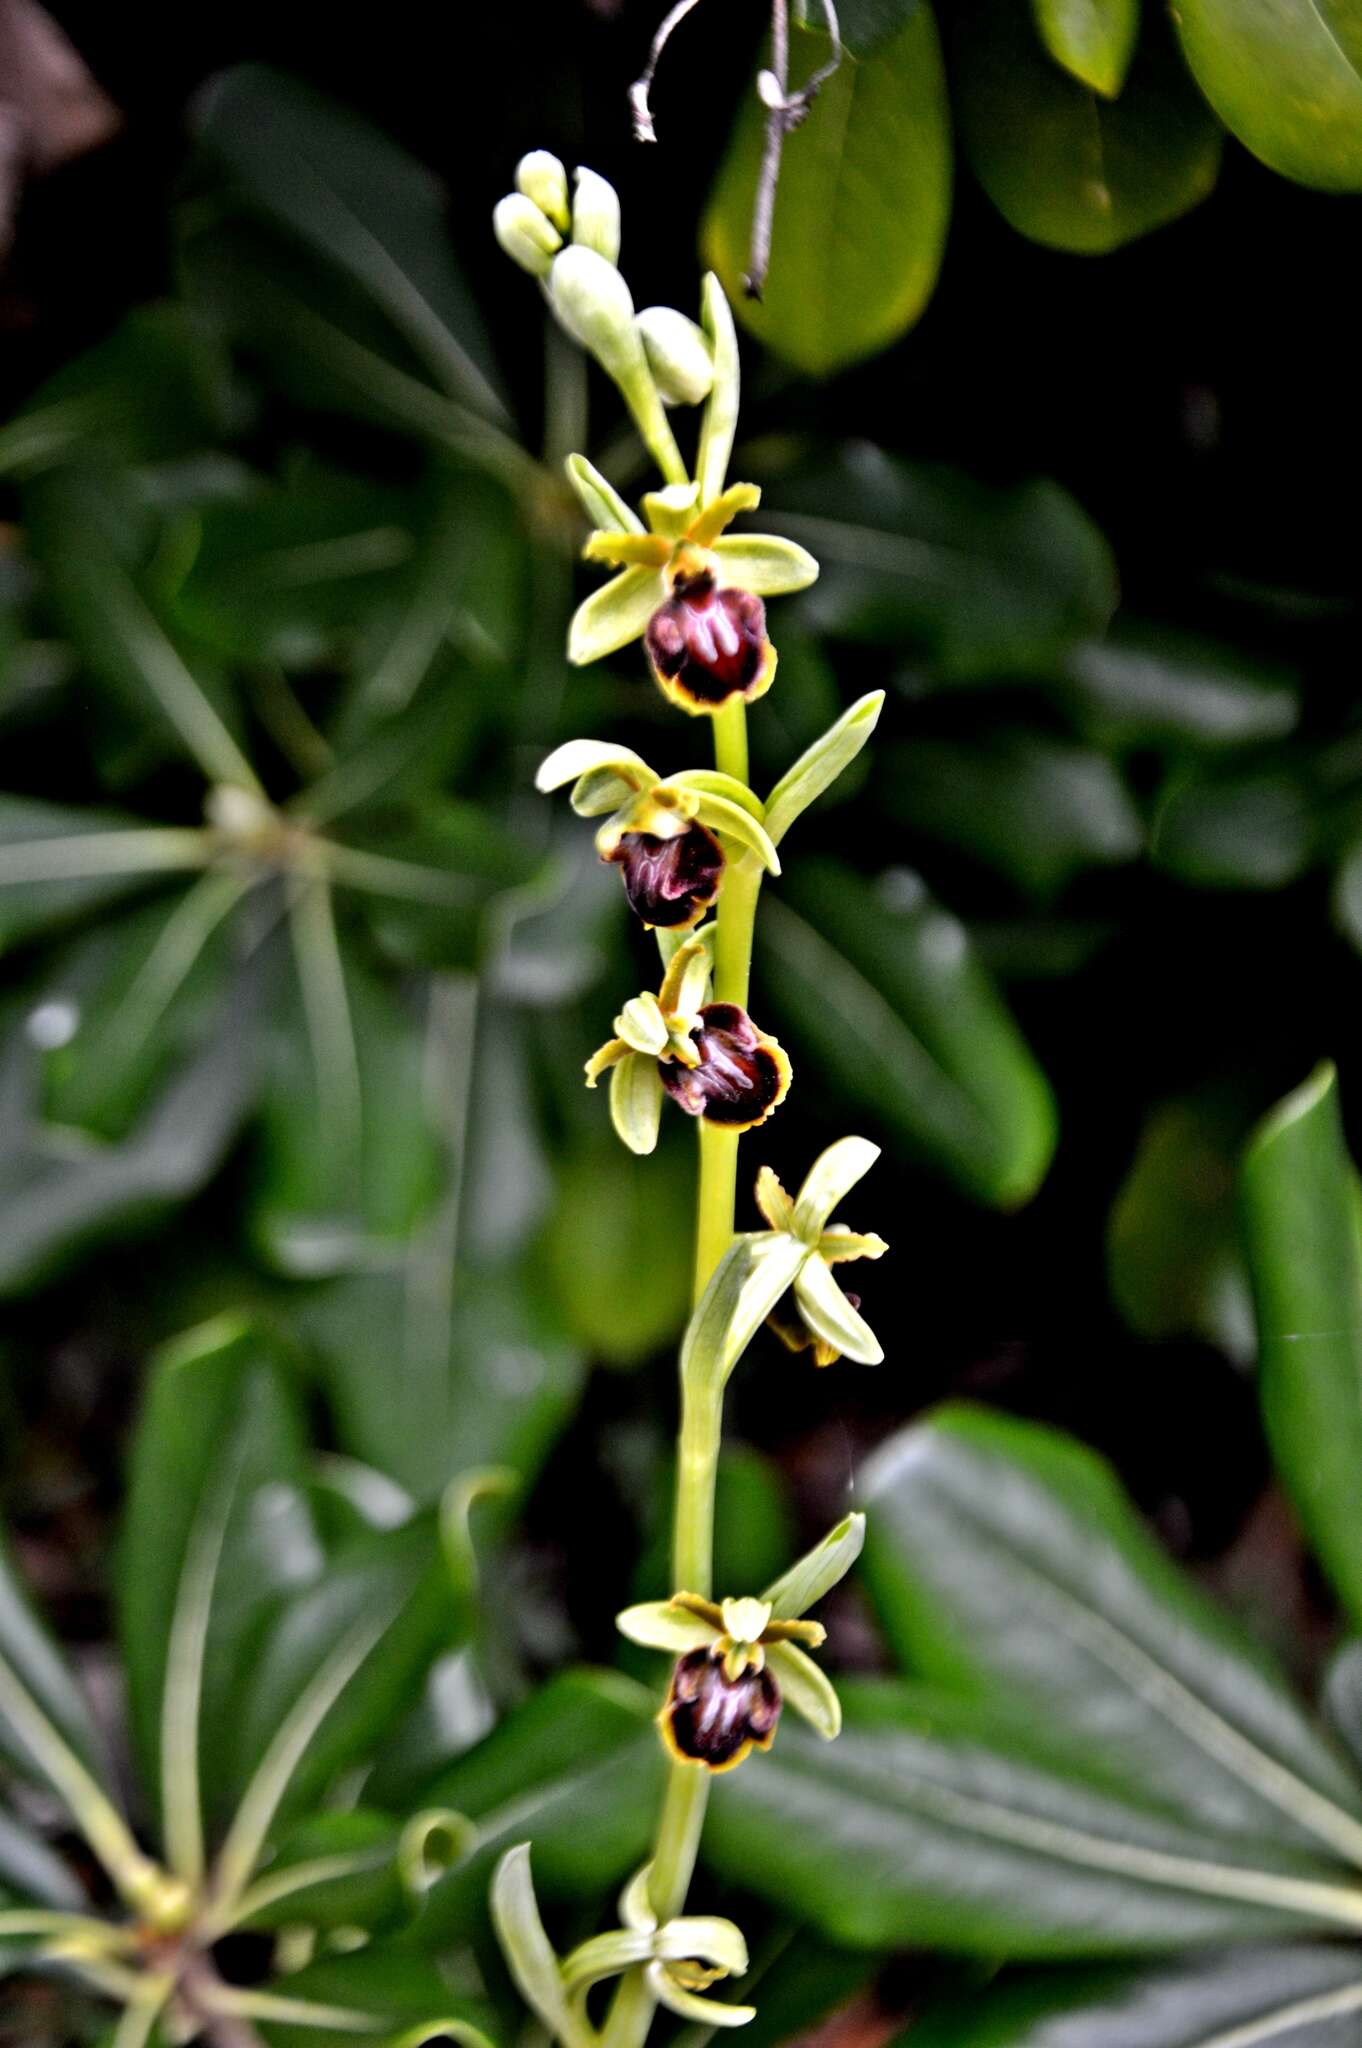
[794,1255,883,1365]
[690,790,781,875]
[762,1513,865,1622]
[720,1597,772,1644]
[617,1601,717,1655]
[661,1647,780,1772]
[766,1642,841,1740]
[711,533,820,597]
[610,1051,663,1155]
[818,1226,890,1264]
[536,737,656,797]
[569,566,667,667]
[647,1960,755,2028]
[792,1136,882,1241]
[560,1929,654,1997]
[606,823,724,931]
[584,1037,629,1087]
[616,992,669,1056]
[619,1864,657,1933]
[583,530,672,570]
[657,934,712,1020]
[696,274,740,509]
[689,481,762,548]
[642,481,701,538]
[754,1165,794,1233]
[565,453,644,535]
[653,1916,749,1977]
[660,1005,791,1130]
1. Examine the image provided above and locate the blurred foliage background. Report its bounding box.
[2,0,1362,2040]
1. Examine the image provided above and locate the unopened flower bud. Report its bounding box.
[493,193,562,278]
[549,245,638,381]
[636,307,715,406]
[515,149,570,231]
[572,165,622,264]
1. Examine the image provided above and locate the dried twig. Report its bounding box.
[629,0,709,142]
[745,0,842,298]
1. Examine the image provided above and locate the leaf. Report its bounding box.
[703,15,952,375]
[542,1131,692,1365]
[117,1317,319,1856]
[232,1808,404,1932]
[955,0,1223,253]
[906,1945,1362,2046]
[0,975,258,1297]
[860,1405,1362,1860]
[1240,1064,1362,1630]
[0,1534,109,1789]
[806,0,918,56]
[763,692,885,848]
[252,1945,495,2048]
[760,862,1056,1208]
[1152,766,1318,888]
[768,443,1117,676]
[490,1845,595,2048]
[0,1806,87,1909]
[1032,0,1140,93]
[415,1669,664,1945]
[1174,0,1362,192]
[0,798,205,955]
[881,734,1143,898]
[192,65,504,420]
[298,1263,583,1505]
[249,912,443,1276]
[707,1682,1362,1955]
[1062,628,1299,752]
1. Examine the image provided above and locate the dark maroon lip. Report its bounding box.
[646,573,769,706]
[606,822,723,929]
[659,1003,788,1126]
[662,1646,781,1771]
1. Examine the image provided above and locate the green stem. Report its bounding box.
[604,706,760,2048]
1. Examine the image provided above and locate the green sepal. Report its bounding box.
[767,1641,842,1739]
[696,274,740,509]
[490,1845,597,2048]
[560,1926,654,1997]
[648,1959,756,2028]
[692,792,781,874]
[711,534,820,597]
[616,1601,717,1655]
[795,1255,883,1365]
[764,693,885,848]
[668,769,766,821]
[682,1233,811,1398]
[654,1915,749,1975]
[565,453,645,534]
[762,1513,866,1620]
[568,564,665,667]
[792,1136,882,1241]
[610,1052,664,1156]
[536,738,656,799]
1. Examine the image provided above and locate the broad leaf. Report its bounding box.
[760,862,1056,1207]
[956,0,1222,252]
[1032,0,1139,95]
[1175,0,1362,192]
[1240,1065,1362,1630]
[704,16,951,375]
[542,1131,693,1365]
[1062,629,1299,753]
[252,1943,495,2048]
[708,1682,1362,1955]
[1152,766,1318,888]
[768,444,1117,676]
[861,1406,1362,1860]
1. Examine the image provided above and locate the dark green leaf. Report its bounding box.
[882,734,1142,898]
[237,1809,403,1931]
[956,0,1222,252]
[1240,1064,1362,1629]
[703,16,951,375]
[1062,629,1299,752]
[256,1944,494,2048]
[1152,767,1318,888]
[907,1946,1362,2045]
[768,444,1117,675]
[0,1532,109,1788]
[810,0,918,58]
[0,798,197,956]
[1175,0,1362,191]
[760,861,1057,1207]
[542,1131,692,1366]
[860,1405,1362,1856]
[117,1317,319,1841]
[415,1669,663,1945]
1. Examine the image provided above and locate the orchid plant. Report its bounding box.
[489,152,890,2045]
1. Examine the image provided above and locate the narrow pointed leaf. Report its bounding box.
[763,694,885,848]
[682,1234,811,1396]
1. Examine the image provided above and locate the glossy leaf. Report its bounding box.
[416,1669,664,1944]
[769,443,1117,676]
[1175,0,1362,191]
[1032,0,1139,94]
[708,1682,1362,1955]
[906,1945,1362,2046]
[861,1405,1362,1860]
[882,734,1142,898]
[956,0,1223,253]
[1241,1064,1362,1629]
[760,862,1056,1208]
[117,1317,319,1849]
[703,15,952,376]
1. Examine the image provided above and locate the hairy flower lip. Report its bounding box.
[646,572,775,715]
[660,1646,781,1773]
[659,1002,791,1130]
[606,822,723,930]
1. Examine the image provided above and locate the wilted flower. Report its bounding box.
[754,1142,889,1366]
[585,937,790,1154]
[536,737,780,932]
[618,1514,865,1771]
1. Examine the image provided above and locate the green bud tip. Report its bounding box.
[572,164,622,265]
[493,192,561,278]
[515,149,570,231]
[637,306,715,407]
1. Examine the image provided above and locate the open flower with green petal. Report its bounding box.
[564,458,817,712]
[585,935,790,1155]
[618,1513,865,1772]
[751,1138,888,1367]
[561,1865,754,2030]
[536,739,778,931]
